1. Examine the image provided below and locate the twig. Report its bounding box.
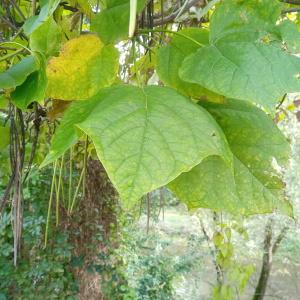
[153,0,204,26]
[282,7,300,13]
[281,0,300,4]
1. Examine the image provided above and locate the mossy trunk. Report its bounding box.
[68,158,118,299]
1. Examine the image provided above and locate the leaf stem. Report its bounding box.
[68,147,73,213]
[56,155,64,226]
[138,29,204,47]
[0,48,24,62]
[70,166,85,214]
[44,161,58,248]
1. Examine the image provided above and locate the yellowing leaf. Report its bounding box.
[46,34,119,100]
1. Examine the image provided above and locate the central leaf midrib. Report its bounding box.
[127,88,149,200]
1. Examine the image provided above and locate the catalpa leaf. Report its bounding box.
[210,0,283,42]
[30,16,63,58]
[180,34,300,110]
[169,99,292,216]
[46,34,119,100]
[41,85,232,206]
[23,0,60,35]
[0,55,39,89]
[91,0,146,44]
[179,0,300,110]
[210,0,299,53]
[11,65,47,110]
[157,28,223,102]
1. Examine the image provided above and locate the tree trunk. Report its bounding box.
[68,158,118,299]
[253,221,273,300]
[253,220,288,300]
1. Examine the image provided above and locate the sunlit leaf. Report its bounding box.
[46,34,119,100]
[41,85,232,206]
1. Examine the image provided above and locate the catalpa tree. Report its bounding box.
[0,0,299,262]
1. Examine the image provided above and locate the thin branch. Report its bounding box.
[9,0,26,21]
[272,227,288,254]
[282,7,300,13]
[153,0,204,26]
[281,0,300,4]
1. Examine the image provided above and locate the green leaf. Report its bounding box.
[210,0,300,53]
[180,35,300,110]
[91,0,146,44]
[29,16,63,58]
[169,99,292,216]
[278,20,300,53]
[210,0,283,42]
[46,34,119,100]
[41,85,232,206]
[11,66,47,110]
[157,28,223,102]
[0,56,39,89]
[23,0,61,35]
[179,0,300,110]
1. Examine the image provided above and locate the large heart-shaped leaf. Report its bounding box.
[179,0,300,110]
[41,85,232,206]
[180,34,300,110]
[157,28,223,102]
[46,34,119,100]
[0,56,39,89]
[169,99,292,216]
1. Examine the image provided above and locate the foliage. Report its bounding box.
[0,0,297,215]
[1,0,300,298]
[0,170,77,299]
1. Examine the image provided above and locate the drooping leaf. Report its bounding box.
[157,28,223,102]
[11,65,47,110]
[23,0,61,35]
[46,34,119,100]
[41,85,232,206]
[29,16,63,58]
[91,0,146,44]
[169,99,292,216]
[0,55,39,89]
